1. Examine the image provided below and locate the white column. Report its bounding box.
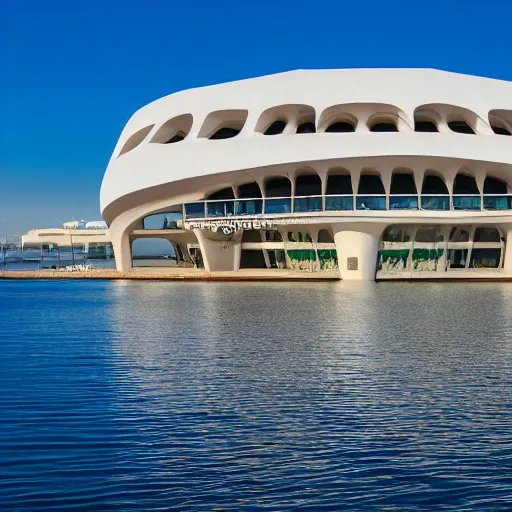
[334,229,381,280]
[502,228,512,273]
[112,231,132,271]
[194,229,242,272]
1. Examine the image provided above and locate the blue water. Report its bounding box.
[1,280,512,510]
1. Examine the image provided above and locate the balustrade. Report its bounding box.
[389,195,419,210]
[356,195,387,211]
[175,193,512,222]
[293,196,323,213]
[420,195,450,211]
[325,195,353,211]
[453,195,481,211]
[483,195,512,211]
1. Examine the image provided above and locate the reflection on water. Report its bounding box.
[1,280,512,510]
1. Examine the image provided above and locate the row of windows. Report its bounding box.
[204,172,508,199]
[240,229,335,244]
[118,104,512,156]
[383,226,502,244]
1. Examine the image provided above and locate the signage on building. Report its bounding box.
[184,219,273,235]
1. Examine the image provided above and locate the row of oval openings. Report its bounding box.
[119,110,512,155]
[161,119,511,143]
[206,174,508,199]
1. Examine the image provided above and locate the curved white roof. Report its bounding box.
[101,68,512,223]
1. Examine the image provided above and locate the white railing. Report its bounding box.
[142,193,512,223]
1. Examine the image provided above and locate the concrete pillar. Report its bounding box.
[502,229,512,272]
[112,231,132,271]
[194,229,241,272]
[334,229,381,280]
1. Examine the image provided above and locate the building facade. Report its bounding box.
[101,69,512,280]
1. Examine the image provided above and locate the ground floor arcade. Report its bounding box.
[122,214,512,280]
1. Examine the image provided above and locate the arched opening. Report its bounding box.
[209,127,241,140]
[449,227,470,242]
[378,226,413,273]
[287,232,313,243]
[357,173,386,210]
[296,122,316,134]
[264,230,283,242]
[295,173,321,196]
[325,170,353,211]
[413,108,441,132]
[166,132,186,143]
[131,238,180,267]
[199,109,248,139]
[489,110,512,136]
[242,230,262,242]
[240,250,267,269]
[491,125,512,136]
[265,177,292,214]
[483,177,510,210]
[454,171,479,194]
[474,227,501,243]
[412,226,445,272]
[382,226,412,243]
[326,174,353,194]
[295,172,322,212]
[236,182,263,215]
[205,187,236,217]
[150,114,193,144]
[255,104,313,135]
[453,173,481,210]
[422,174,448,194]
[118,124,154,156]
[448,121,475,134]
[143,210,183,230]
[369,121,398,132]
[419,103,485,134]
[421,174,449,211]
[295,106,316,134]
[471,228,502,269]
[484,177,507,194]
[325,121,355,133]
[264,120,287,135]
[206,187,235,200]
[415,121,438,132]
[415,226,444,243]
[265,177,291,197]
[238,182,262,198]
[390,172,418,210]
[358,174,385,194]
[390,173,417,194]
[318,229,334,244]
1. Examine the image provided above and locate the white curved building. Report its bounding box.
[101,69,512,280]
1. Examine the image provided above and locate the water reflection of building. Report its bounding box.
[100,69,512,280]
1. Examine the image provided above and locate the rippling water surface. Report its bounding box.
[2,280,512,510]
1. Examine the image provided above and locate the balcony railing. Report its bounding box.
[453,195,481,211]
[356,195,387,211]
[264,198,292,214]
[177,193,512,221]
[325,195,353,211]
[420,195,450,211]
[389,195,419,210]
[294,196,323,213]
[483,195,512,211]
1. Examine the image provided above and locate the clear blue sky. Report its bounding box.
[2,0,511,238]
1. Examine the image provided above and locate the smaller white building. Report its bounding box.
[22,221,112,258]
